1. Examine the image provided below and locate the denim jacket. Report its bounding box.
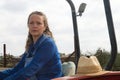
[0,34,62,80]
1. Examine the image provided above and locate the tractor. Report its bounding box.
[52,0,120,79]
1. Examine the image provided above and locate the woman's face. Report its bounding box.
[28,14,46,38]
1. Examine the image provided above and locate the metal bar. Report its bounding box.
[103,0,117,70]
[3,44,7,67]
[66,0,81,72]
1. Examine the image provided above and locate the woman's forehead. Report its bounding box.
[29,14,44,21]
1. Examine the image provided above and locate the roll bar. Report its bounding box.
[103,0,117,70]
[66,0,81,73]
[66,0,117,71]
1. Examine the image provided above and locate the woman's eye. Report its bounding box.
[37,22,41,25]
[29,22,34,24]
[29,21,42,26]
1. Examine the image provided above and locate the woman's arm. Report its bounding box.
[0,53,26,80]
[4,39,56,80]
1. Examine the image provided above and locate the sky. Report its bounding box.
[0,0,120,56]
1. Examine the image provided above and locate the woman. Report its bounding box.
[0,11,62,80]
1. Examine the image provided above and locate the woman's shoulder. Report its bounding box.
[36,34,54,47]
[43,34,55,43]
[40,35,57,49]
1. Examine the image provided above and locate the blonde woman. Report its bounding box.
[0,11,62,80]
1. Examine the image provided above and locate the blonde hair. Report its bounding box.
[25,11,53,51]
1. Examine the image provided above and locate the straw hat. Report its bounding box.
[77,56,110,76]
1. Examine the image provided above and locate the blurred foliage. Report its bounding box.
[0,54,20,67]
[95,48,120,71]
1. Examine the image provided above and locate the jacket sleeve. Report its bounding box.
[0,53,26,80]
[4,40,56,80]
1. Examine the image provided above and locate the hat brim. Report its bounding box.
[74,71,110,77]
